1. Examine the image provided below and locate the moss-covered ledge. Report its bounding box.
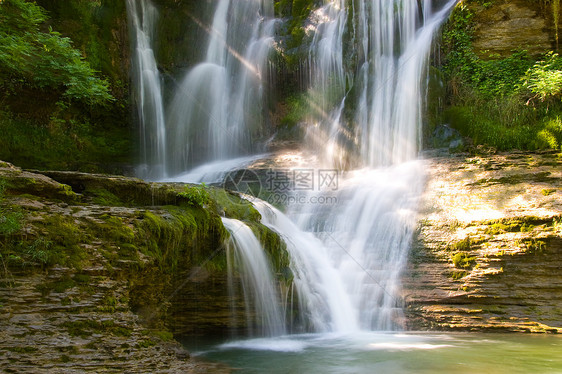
[0,160,287,372]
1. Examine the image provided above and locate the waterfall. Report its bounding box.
[127,0,167,179]
[253,200,359,333]
[127,0,458,335]
[304,0,350,168]
[304,0,457,168]
[222,217,286,337]
[281,0,458,331]
[166,0,277,174]
[355,0,458,166]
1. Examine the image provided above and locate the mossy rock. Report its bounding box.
[0,167,78,203]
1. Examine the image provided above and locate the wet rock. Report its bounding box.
[430,124,465,151]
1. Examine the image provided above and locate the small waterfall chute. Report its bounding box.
[222,217,286,337]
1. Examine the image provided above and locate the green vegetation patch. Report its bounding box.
[452,252,477,269]
[447,236,473,251]
[450,270,469,280]
[438,3,562,151]
[36,276,76,296]
[522,239,547,254]
[62,320,132,338]
[0,0,113,105]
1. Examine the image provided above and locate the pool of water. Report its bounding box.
[184,332,562,374]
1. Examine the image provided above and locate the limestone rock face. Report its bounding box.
[471,0,555,58]
[402,151,562,333]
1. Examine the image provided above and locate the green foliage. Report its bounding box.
[444,105,539,150]
[0,180,23,236]
[537,116,562,149]
[0,110,131,172]
[280,93,310,128]
[442,5,533,98]
[274,0,316,63]
[177,185,211,208]
[439,3,562,151]
[0,0,113,105]
[520,52,562,104]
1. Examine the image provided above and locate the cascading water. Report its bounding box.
[127,0,167,180]
[305,0,457,168]
[304,0,350,168]
[166,0,277,174]
[221,217,286,337]
[128,0,458,337]
[128,0,277,178]
[284,0,458,331]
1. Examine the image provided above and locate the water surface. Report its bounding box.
[185,332,562,374]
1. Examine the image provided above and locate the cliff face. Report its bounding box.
[469,0,557,58]
[402,151,562,333]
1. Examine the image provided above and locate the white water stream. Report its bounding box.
[221,217,286,337]
[127,0,167,179]
[165,0,277,174]
[128,0,458,336]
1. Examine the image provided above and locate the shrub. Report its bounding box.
[0,0,113,105]
[520,52,562,105]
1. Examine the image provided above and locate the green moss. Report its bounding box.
[522,239,547,254]
[90,188,122,206]
[177,185,211,208]
[251,222,291,279]
[36,276,76,295]
[452,252,477,269]
[98,214,135,243]
[207,188,262,222]
[484,220,536,235]
[62,320,132,338]
[137,339,156,348]
[0,110,131,173]
[5,346,39,354]
[450,270,469,280]
[36,214,89,268]
[72,274,91,284]
[134,206,227,273]
[448,236,473,251]
[150,330,174,341]
[470,172,554,186]
[541,188,557,196]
